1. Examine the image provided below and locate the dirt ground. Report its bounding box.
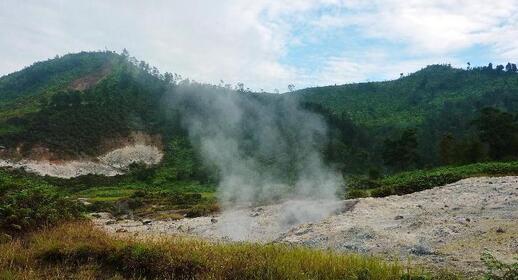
[92,176,518,276]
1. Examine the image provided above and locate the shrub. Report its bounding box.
[185,203,219,218]
[371,186,395,197]
[0,187,83,235]
[481,251,518,280]
[169,192,203,206]
[367,161,518,198]
[346,189,369,199]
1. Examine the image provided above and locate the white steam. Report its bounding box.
[171,85,343,240]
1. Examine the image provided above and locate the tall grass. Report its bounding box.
[0,221,446,280]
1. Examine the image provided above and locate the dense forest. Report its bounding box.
[0,51,517,182]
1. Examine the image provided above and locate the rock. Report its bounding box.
[496,227,505,233]
[410,244,434,256]
[77,197,91,206]
[294,228,312,236]
[142,220,152,225]
[394,215,404,220]
[105,220,116,225]
[116,228,128,233]
[250,212,260,217]
[91,213,101,218]
[211,218,218,224]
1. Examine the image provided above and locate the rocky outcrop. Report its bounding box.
[0,144,163,178]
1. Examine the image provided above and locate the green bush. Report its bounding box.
[346,189,369,199]
[0,187,83,235]
[185,203,219,218]
[169,192,203,206]
[481,251,518,280]
[367,161,518,197]
[371,186,395,198]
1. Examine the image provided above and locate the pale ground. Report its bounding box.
[0,144,162,178]
[92,176,518,275]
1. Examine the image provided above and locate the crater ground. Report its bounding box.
[92,176,518,276]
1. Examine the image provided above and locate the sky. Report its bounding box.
[1,0,517,92]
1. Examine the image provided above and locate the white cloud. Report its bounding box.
[302,50,462,87]
[0,0,313,90]
[0,0,517,90]
[311,0,518,56]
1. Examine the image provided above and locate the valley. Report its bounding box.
[0,51,517,279]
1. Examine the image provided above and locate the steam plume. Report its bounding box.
[170,84,343,240]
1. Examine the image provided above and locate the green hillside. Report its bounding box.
[298,64,518,173]
[298,64,518,128]
[0,51,517,177]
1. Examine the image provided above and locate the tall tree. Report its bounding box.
[439,134,456,165]
[473,108,518,159]
[382,128,419,170]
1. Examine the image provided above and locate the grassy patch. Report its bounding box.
[0,221,458,280]
[347,161,518,198]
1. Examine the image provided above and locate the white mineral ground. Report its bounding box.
[92,176,518,275]
[0,144,163,178]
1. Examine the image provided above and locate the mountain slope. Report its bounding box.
[0,52,517,178]
[298,64,518,128]
[0,51,168,159]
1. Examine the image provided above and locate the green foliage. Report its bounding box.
[474,107,518,160]
[298,64,518,128]
[354,161,518,197]
[0,185,83,235]
[299,64,518,173]
[481,251,518,280]
[383,128,420,171]
[1,51,518,181]
[0,52,115,104]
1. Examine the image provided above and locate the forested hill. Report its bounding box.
[0,51,517,177]
[297,64,518,128]
[297,64,518,174]
[0,51,169,158]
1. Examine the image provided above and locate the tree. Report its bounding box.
[235,82,245,92]
[473,107,518,160]
[382,128,419,170]
[121,48,129,59]
[163,72,174,85]
[505,62,513,72]
[439,133,456,165]
[495,64,504,73]
[288,84,295,92]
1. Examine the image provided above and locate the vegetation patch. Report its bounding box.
[0,221,464,280]
[347,161,518,198]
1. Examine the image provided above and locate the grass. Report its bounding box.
[0,167,218,220]
[0,221,456,280]
[347,161,518,198]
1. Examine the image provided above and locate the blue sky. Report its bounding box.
[1,0,517,92]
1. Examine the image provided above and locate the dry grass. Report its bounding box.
[0,221,452,280]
